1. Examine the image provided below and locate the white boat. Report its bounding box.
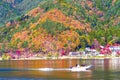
[70,65,93,72]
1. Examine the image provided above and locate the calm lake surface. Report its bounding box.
[0,59,120,80]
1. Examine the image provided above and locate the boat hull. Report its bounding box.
[71,65,93,72]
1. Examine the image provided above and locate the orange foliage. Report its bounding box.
[26,7,44,17]
[32,9,91,32]
[12,31,29,41]
[10,8,90,52]
[10,30,29,48]
[96,11,104,17]
[5,22,11,27]
[41,9,90,31]
[112,0,116,6]
[57,30,80,50]
[88,10,94,16]
[86,0,93,9]
[113,17,120,26]
[5,21,19,27]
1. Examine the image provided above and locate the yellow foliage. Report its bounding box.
[57,30,80,50]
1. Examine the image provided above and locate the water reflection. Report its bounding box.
[0,59,120,71]
[92,59,120,71]
[0,59,120,79]
[109,59,120,71]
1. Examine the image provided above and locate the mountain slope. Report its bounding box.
[0,0,120,53]
[29,9,91,31]
[8,8,88,52]
[0,0,43,26]
[39,0,120,27]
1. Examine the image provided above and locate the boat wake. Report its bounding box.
[38,68,91,72]
[0,65,93,72]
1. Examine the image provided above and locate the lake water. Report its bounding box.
[0,59,120,80]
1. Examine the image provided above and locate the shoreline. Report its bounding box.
[0,56,120,61]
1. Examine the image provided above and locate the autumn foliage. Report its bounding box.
[1,0,120,54]
[9,8,88,53]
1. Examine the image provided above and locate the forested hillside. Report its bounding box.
[0,0,43,26]
[0,0,120,54]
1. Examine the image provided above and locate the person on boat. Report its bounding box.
[76,64,80,68]
[70,66,73,69]
[70,64,80,69]
[81,64,86,66]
